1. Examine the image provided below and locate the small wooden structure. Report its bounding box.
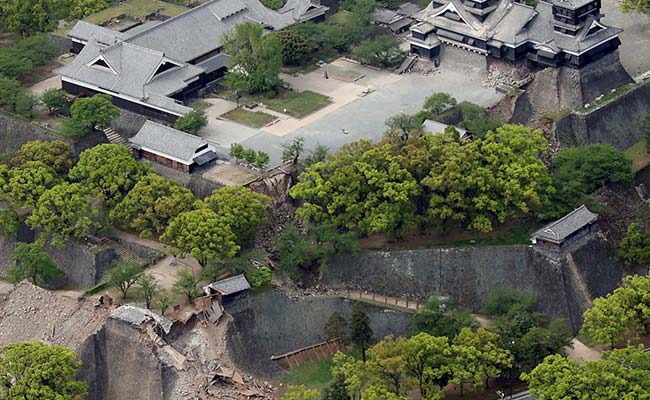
[530,204,598,253]
[271,340,341,369]
[202,274,251,304]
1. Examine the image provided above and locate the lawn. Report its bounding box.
[624,140,650,173]
[53,0,188,36]
[263,90,331,118]
[582,83,635,112]
[221,108,276,128]
[278,357,335,393]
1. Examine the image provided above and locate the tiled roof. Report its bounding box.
[110,304,173,334]
[531,204,598,243]
[206,274,251,296]
[129,120,212,163]
[422,119,469,138]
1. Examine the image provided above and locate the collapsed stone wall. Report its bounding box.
[225,291,413,378]
[554,80,650,150]
[322,237,623,333]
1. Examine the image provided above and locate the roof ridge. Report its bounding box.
[141,120,206,140]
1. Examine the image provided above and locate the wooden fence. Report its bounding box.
[271,340,340,369]
[342,289,422,313]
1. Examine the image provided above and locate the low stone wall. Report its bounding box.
[47,34,73,55]
[45,240,118,288]
[322,237,623,333]
[226,291,413,378]
[555,81,650,150]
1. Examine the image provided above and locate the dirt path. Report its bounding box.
[146,255,201,292]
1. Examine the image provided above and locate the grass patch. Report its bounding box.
[582,83,634,112]
[282,49,340,75]
[624,140,650,173]
[279,357,335,392]
[263,90,331,118]
[53,0,188,36]
[188,99,210,112]
[221,108,276,128]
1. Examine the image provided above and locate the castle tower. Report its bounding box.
[552,0,603,36]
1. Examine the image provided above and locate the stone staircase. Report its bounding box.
[98,237,145,265]
[102,127,131,148]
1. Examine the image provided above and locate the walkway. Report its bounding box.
[341,289,422,313]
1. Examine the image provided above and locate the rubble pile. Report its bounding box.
[0,281,107,350]
[483,61,533,89]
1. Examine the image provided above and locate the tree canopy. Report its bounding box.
[174,110,208,134]
[0,0,57,36]
[8,242,64,286]
[70,94,120,130]
[68,144,149,207]
[10,140,74,175]
[161,208,240,266]
[618,223,650,267]
[523,346,650,399]
[620,0,650,15]
[0,341,88,399]
[110,174,197,238]
[276,29,311,65]
[203,186,272,244]
[26,182,101,245]
[4,161,61,208]
[223,22,283,94]
[105,260,144,298]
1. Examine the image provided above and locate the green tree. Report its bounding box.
[291,142,420,237]
[413,296,478,338]
[172,269,201,304]
[459,102,504,139]
[621,0,650,15]
[0,77,22,108]
[155,289,174,316]
[385,114,422,140]
[174,110,208,134]
[0,341,88,399]
[14,91,37,119]
[423,92,457,116]
[361,385,409,400]
[0,0,56,36]
[324,312,348,342]
[322,373,350,400]
[523,347,650,399]
[276,29,311,65]
[304,144,329,167]
[68,144,149,207]
[244,266,272,288]
[0,48,32,79]
[110,174,196,238]
[454,328,512,388]
[13,34,59,67]
[402,333,452,399]
[449,341,482,397]
[161,208,239,267]
[352,36,404,68]
[273,223,318,278]
[619,223,650,267]
[70,94,120,130]
[203,186,272,244]
[6,161,61,208]
[244,148,257,164]
[26,182,101,245]
[69,0,110,19]
[282,385,320,400]
[255,151,270,168]
[260,0,285,9]
[41,88,69,115]
[223,22,282,94]
[136,273,160,309]
[350,303,373,362]
[105,260,144,298]
[282,136,305,165]
[229,143,246,162]
[58,116,93,139]
[331,352,366,400]
[8,242,64,286]
[366,335,408,395]
[581,290,638,348]
[481,287,537,317]
[10,140,74,174]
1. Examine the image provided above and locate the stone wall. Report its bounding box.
[322,237,623,333]
[45,240,118,288]
[555,81,650,150]
[47,34,73,55]
[226,291,413,378]
[0,112,107,156]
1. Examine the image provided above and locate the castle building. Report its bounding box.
[409,0,622,68]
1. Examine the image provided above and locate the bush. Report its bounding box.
[0,77,21,108]
[244,266,273,288]
[58,117,92,139]
[14,91,37,119]
[352,36,404,68]
[174,110,207,134]
[459,102,504,138]
[481,287,537,317]
[277,29,311,65]
[260,0,285,9]
[13,34,59,67]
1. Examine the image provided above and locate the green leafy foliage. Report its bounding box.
[350,303,373,362]
[304,144,329,167]
[282,385,321,400]
[276,29,311,65]
[621,0,650,14]
[174,110,208,134]
[0,341,88,399]
[136,273,160,309]
[619,223,650,267]
[544,144,633,219]
[0,48,32,79]
[10,140,74,175]
[223,22,283,94]
[41,88,69,115]
[412,296,478,338]
[261,0,286,9]
[0,0,57,36]
[244,266,273,288]
[68,144,149,207]
[523,346,650,399]
[352,36,404,68]
[481,287,537,316]
[58,116,93,139]
[172,269,201,304]
[4,161,61,208]
[110,174,197,238]
[105,260,144,298]
[282,136,305,165]
[203,186,272,244]
[13,34,59,67]
[161,208,239,266]
[459,102,504,139]
[292,142,420,237]
[26,182,101,245]
[8,242,64,286]
[0,77,22,109]
[581,274,650,348]
[423,92,457,116]
[70,94,120,130]
[324,312,348,343]
[69,0,111,19]
[385,114,422,139]
[14,91,37,119]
